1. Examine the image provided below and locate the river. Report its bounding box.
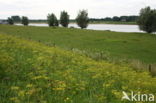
[16,23,144,33]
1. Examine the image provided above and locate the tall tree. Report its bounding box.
[21,16,29,26]
[137,6,156,33]
[60,11,69,27]
[7,17,14,25]
[11,16,21,22]
[47,13,58,27]
[76,10,89,29]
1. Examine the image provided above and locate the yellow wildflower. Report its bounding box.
[26,84,33,88]
[26,89,36,95]
[64,97,70,102]
[18,90,25,97]
[10,97,20,103]
[11,86,19,90]
[53,87,65,91]
[32,75,48,80]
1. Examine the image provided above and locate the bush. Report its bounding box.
[76,10,89,29]
[60,11,69,27]
[21,16,29,26]
[47,13,58,27]
[137,6,156,33]
[7,17,14,25]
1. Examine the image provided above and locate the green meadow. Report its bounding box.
[0,25,156,64]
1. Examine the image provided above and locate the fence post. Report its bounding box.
[53,43,55,47]
[149,64,152,72]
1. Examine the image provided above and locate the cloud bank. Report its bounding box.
[0,0,156,19]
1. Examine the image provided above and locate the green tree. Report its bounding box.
[112,16,120,21]
[47,13,58,27]
[55,18,59,26]
[7,17,14,25]
[60,11,69,27]
[21,16,29,26]
[137,6,156,33]
[76,10,89,29]
[11,16,21,22]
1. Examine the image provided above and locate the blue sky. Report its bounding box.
[0,0,156,19]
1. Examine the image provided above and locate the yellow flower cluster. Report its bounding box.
[0,34,156,103]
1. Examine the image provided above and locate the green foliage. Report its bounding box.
[21,16,29,26]
[0,34,156,103]
[76,10,89,29]
[55,19,59,26]
[60,11,69,27]
[7,17,14,25]
[47,13,58,27]
[137,6,156,33]
[112,16,120,21]
[11,16,21,22]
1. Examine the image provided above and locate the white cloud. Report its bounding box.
[0,0,156,19]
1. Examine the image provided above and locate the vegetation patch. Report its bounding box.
[0,34,156,103]
[0,25,156,64]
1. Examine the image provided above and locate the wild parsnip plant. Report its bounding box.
[0,34,156,103]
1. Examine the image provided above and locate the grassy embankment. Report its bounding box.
[0,25,156,64]
[0,33,156,103]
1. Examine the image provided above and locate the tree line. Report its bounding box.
[90,16,138,22]
[7,10,89,29]
[47,10,89,29]
[6,7,156,33]
[8,16,29,26]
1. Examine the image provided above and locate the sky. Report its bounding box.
[0,0,156,19]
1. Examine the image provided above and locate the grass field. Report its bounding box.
[0,25,156,64]
[0,33,156,103]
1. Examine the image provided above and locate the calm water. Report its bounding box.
[16,23,143,33]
